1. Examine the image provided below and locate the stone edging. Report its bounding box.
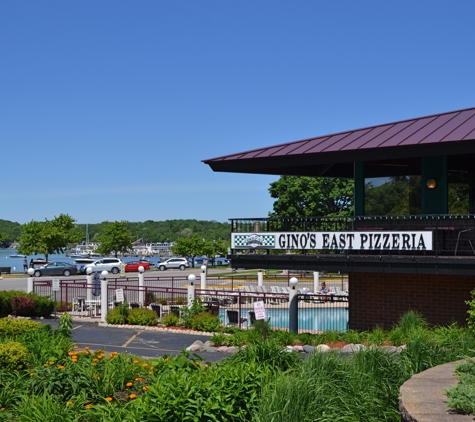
[399,359,474,422]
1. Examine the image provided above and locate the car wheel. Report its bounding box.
[111,267,119,274]
[34,270,42,277]
[159,265,166,271]
[179,265,186,271]
[63,270,71,276]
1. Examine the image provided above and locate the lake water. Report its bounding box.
[0,249,163,273]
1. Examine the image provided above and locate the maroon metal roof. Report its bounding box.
[203,107,475,178]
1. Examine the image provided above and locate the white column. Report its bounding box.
[100,272,108,323]
[138,270,144,305]
[313,271,319,293]
[86,273,93,301]
[258,271,263,287]
[27,268,34,293]
[200,265,207,290]
[187,274,196,308]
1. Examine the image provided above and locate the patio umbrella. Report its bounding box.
[92,272,101,297]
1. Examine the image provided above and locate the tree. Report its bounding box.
[94,221,134,258]
[269,176,354,217]
[171,235,204,267]
[17,214,83,262]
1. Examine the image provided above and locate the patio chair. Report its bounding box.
[149,303,162,319]
[72,297,86,313]
[226,309,247,326]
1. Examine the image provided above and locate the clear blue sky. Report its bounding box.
[2,1,475,225]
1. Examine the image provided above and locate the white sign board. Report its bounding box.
[232,231,433,251]
[52,279,60,292]
[115,288,124,302]
[253,300,266,320]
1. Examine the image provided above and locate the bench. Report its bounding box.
[0,267,11,275]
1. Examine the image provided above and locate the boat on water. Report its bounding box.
[8,254,25,258]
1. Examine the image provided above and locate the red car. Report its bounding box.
[124,260,151,272]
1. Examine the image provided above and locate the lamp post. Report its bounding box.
[100,270,108,323]
[86,267,93,301]
[27,268,34,293]
[187,274,196,308]
[200,265,207,290]
[138,266,145,305]
[289,277,299,334]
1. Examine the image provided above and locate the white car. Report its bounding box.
[82,258,124,275]
[158,258,189,271]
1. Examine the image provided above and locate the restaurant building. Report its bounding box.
[203,107,475,330]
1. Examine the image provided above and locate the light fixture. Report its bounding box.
[101,270,108,280]
[138,266,145,274]
[289,277,298,290]
[426,179,437,189]
[201,265,206,273]
[27,268,34,276]
[188,274,196,286]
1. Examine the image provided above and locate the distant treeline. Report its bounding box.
[0,219,230,246]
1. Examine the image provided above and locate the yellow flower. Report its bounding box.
[85,403,93,409]
[129,394,137,399]
[106,397,113,402]
[126,382,133,387]
[30,372,35,376]
[58,366,65,370]
[133,360,139,364]
[142,363,148,367]
[66,401,73,406]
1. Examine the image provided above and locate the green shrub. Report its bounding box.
[11,296,36,317]
[127,308,158,326]
[0,318,41,337]
[162,313,179,327]
[181,298,207,328]
[0,341,29,370]
[191,312,221,332]
[31,294,54,318]
[0,290,28,317]
[106,305,130,325]
[210,332,230,346]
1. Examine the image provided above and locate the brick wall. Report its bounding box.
[349,272,475,331]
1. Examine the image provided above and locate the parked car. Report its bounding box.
[125,260,151,272]
[79,258,124,275]
[33,262,78,277]
[158,258,189,271]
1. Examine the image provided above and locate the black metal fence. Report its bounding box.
[33,276,349,333]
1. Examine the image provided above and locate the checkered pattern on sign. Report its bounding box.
[233,234,275,247]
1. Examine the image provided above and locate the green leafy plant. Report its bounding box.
[56,312,73,337]
[210,333,230,347]
[106,304,130,325]
[0,341,29,370]
[180,298,206,328]
[0,318,41,338]
[190,312,221,332]
[161,312,179,327]
[127,308,158,326]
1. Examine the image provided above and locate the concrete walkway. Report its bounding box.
[399,359,474,421]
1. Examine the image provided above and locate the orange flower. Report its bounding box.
[129,394,137,399]
[43,363,48,367]
[195,361,200,365]
[112,351,118,355]
[126,382,133,387]
[135,377,141,382]
[85,346,90,350]
[133,360,139,364]
[30,372,35,376]
[49,361,55,365]
[97,376,101,380]
[1,408,5,411]
[73,345,78,349]
[66,401,73,406]
[85,404,93,409]
[143,386,148,391]
[106,397,112,402]
[142,363,148,367]
[58,365,65,370]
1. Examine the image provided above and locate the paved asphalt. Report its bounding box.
[40,318,229,363]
